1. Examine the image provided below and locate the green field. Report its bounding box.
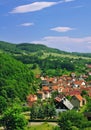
[26,122,58,130]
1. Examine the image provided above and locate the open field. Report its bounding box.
[41,52,91,60]
[26,122,58,130]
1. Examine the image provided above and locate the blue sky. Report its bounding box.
[0,0,91,52]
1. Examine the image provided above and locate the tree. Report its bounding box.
[32,63,37,69]
[30,102,56,119]
[81,90,88,97]
[37,105,45,119]
[0,96,7,114]
[58,111,88,130]
[44,103,56,119]
[0,53,35,105]
[1,106,28,130]
[30,104,39,119]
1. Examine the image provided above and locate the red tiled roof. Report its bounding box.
[52,86,59,91]
[27,94,37,102]
[55,97,61,102]
[42,86,50,91]
[69,90,80,96]
[74,80,84,85]
[75,95,83,101]
[62,88,69,93]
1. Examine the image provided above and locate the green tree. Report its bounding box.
[58,111,88,130]
[81,90,88,97]
[0,53,35,105]
[1,106,28,130]
[30,104,39,119]
[44,103,56,119]
[37,105,45,119]
[0,96,7,114]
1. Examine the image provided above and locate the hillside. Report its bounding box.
[0,41,67,54]
[0,53,35,106]
[0,41,91,58]
[0,41,91,77]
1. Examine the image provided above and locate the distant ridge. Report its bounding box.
[0,41,69,54]
[0,41,91,58]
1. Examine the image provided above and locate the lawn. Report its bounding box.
[26,122,58,130]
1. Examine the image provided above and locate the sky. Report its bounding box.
[0,0,91,52]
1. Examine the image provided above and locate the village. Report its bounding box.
[27,71,91,113]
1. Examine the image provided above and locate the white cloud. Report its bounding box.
[32,36,91,52]
[10,0,74,13]
[10,1,59,14]
[64,0,75,2]
[51,26,75,32]
[20,22,34,26]
[10,0,74,14]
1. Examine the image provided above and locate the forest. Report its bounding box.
[1,41,91,129]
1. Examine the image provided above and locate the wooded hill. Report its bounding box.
[0,53,36,113]
[0,41,91,113]
[0,41,66,54]
[0,41,91,77]
[0,41,91,57]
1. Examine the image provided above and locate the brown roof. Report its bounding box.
[74,80,84,85]
[55,94,65,102]
[52,86,59,91]
[69,90,81,96]
[37,91,43,94]
[42,86,50,91]
[62,88,69,93]
[27,94,37,102]
[55,97,61,102]
[75,95,83,101]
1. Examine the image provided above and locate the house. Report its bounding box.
[69,90,81,96]
[52,86,59,91]
[54,95,74,110]
[42,86,51,99]
[37,86,51,100]
[86,64,91,69]
[72,80,86,88]
[37,90,45,100]
[27,94,37,106]
[41,77,49,86]
[71,72,76,78]
[71,94,86,109]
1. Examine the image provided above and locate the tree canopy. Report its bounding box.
[0,53,35,108]
[58,111,91,130]
[1,106,28,130]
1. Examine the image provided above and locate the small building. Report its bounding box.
[42,86,51,99]
[37,91,45,100]
[71,95,86,109]
[37,86,51,100]
[54,95,74,110]
[27,94,37,106]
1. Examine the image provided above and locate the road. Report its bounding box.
[28,122,58,126]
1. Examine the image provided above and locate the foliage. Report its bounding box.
[0,53,35,106]
[1,106,28,130]
[58,110,90,130]
[1,41,91,77]
[30,102,56,119]
[0,96,7,114]
[85,97,91,112]
[81,90,88,97]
